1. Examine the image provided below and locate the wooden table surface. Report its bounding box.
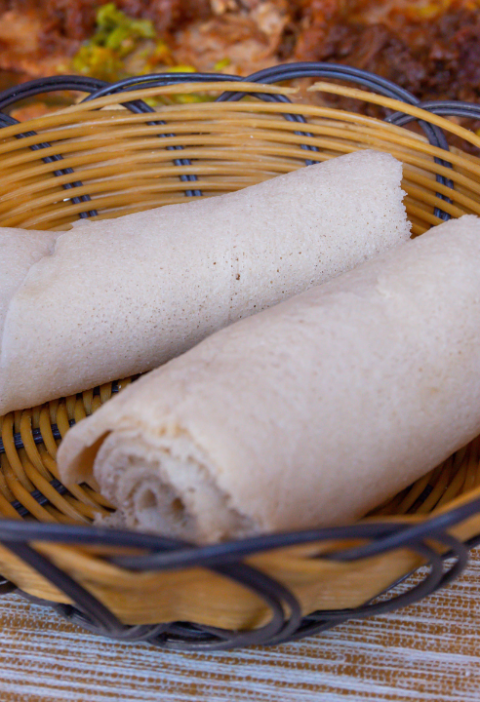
[1,548,480,702]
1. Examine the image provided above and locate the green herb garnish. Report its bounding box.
[73,3,175,81]
[71,3,214,104]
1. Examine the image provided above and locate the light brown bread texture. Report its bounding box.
[58,215,480,544]
[0,228,60,337]
[0,150,409,414]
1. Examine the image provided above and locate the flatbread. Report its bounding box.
[0,150,409,414]
[58,215,480,543]
[0,228,60,336]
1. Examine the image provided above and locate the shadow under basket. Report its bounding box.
[2,64,480,650]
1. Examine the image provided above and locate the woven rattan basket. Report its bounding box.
[2,63,480,650]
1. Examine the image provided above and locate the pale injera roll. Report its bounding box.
[0,150,409,415]
[0,228,61,352]
[58,215,480,544]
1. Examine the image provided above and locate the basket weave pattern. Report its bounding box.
[1,65,480,649]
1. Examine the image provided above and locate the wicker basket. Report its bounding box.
[1,63,480,651]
